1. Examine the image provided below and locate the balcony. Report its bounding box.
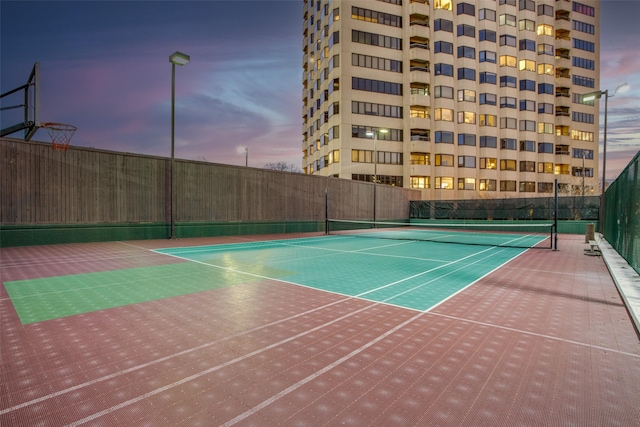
[555,17,571,32]
[555,49,571,69]
[410,0,430,17]
[410,46,430,63]
[410,164,430,177]
[410,116,431,131]
[555,0,571,13]
[555,35,571,51]
[410,35,430,52]
[556,67,571,80]
[410,86,430,106]
[410,68,430,86]
[555,108,572,127]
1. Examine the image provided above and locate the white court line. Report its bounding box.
[427,311,640,359]
[0,294,358,416]
[63,301,381,427]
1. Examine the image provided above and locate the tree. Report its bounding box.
[263,162,302,173]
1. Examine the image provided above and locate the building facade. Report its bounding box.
[301,0,600,200]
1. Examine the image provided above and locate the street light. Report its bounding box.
[169,51,190,239]
[582,82,629,234]
[237,146,248,167]
[365,128,388,223]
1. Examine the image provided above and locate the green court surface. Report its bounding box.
[5,235,541,324]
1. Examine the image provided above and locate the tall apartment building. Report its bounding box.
[301,0,600,200]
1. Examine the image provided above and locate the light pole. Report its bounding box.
[236,146,248,166]
[365,128,388,223]
[582,82,629,234]
[169,51,190,239]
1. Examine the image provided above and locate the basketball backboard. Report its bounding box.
[0,62,40,140]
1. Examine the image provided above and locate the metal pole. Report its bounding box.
[600,90,608,235]
[170,62,176,239]
[245,148,248,167]
[373,131,377,224]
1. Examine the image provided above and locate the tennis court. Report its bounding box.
[1,231,640,426]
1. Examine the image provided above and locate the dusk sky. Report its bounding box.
[1,0,639,180]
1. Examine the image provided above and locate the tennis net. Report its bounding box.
[326,219,555,249]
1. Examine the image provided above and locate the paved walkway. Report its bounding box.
[597,234,640,336]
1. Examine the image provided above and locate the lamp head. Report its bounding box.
[614,82,630,95]
[581,91,602,103]
[170,51,190,66]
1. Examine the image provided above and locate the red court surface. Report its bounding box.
[1,233,639,426]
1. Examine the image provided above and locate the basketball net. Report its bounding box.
[41,122,77,151]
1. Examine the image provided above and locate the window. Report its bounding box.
[458,178,476,190]
[352,77,403,95]
[538,83,554,94]
[479,29,497,42]
[538,102,553,114]
[435,63,454,76]
[479,8,496,21]
[499,14,516,26]
[501,138,517,150]
[480,179,497,191]
[571,130,594,141]
[480,137,497,148]
[435,108,454,121]
[480,157,497,169]
[458,133,476,145]
[538,142,554,153]
[573,39,595,52]
[479,50,497,63]
[573,20,595,35]
[435,131,454,143]
[434,19,453,32]
[573,57,595,70]
[500,35,517,47]
[410,153,430,165]
[519,19,535,31]
[538,123,554,134]
[500,0,516,5]
[434,0,453,11]
[458,68,476,81]
[435,41,454,54]
[480,114,497,127]
[536,24,553,36]
[520,181,536,192]
[572,148,594,159]
[480,72,497,84]
[537,43,554,55]
[457,2,475,16]
[435,177,454,189]
[458,89,476,102]
[351,7,402,27]
[538,63,554,75]
[538,162,554,173]
[520,161,535,172]
[500,159,517,170]
[573,75,595,88]
[435,85,454,99]
[519,0,535,12]
[480,93,497,105]
[500,96,516,108]
[458,156,476,168]
[458,46,476,59]
[572,112,594,124]
[500,119,517,130]
[458,112,476,124]
[500,180,517,192]
[435,154,454,166]
[519,39,535,52]
[538,4,553,17]
[352,30,402,50]
[410,176,430,189]
[520,120,536,132]
[352,54,402,73]
[457,24,475,38]
[500,55,517,67]
[573,2,595,17]
[520,140,536,152]
[520,100,535,111]
[520,79,535,91]
[500,75,517,88]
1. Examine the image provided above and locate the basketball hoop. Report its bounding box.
[40,122,77,151]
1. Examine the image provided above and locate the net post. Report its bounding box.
[553,178,559,251]
[325,188,328,235]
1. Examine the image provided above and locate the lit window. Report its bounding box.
[500,55,517,67]
[518,59,536,71]
[435,108,453,121]
[538,63,554,75]
[480,158,497,170]
[480,114,497,127]
[434,0,453,10]
[499,14,516,26]
[458,89,476,102]
[435,176,454,189]
[410,176,430,189]
[538,122,554,134]
[537,24,554,36]
[458,178,476,190]
[435,155,454,166]
[458,111,476,124]
[519,19,535,31]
